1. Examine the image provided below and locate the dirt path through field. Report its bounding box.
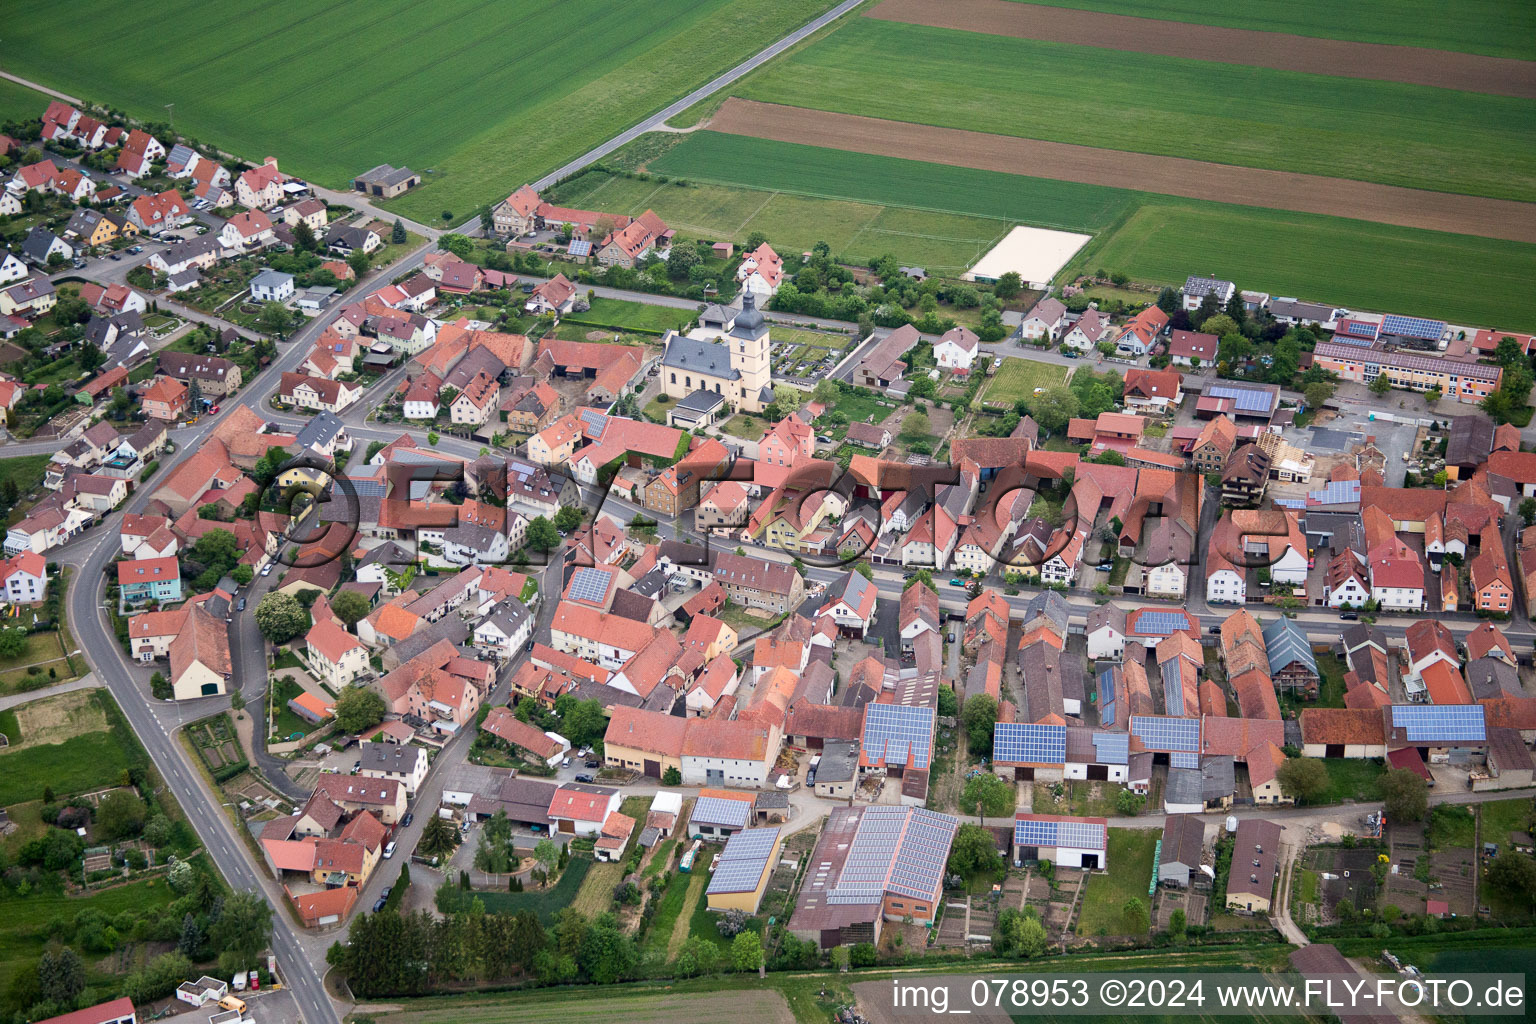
[708,99,1536,244]
[867,0,1536,99]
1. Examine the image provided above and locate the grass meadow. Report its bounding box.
[1075,828,1159,936]
[651,132,1536,328]
[0,0,838,222]
[1018,0,1536,59]
[983,358,1071,408]
[728,19,1536,201]
[0,689,143,806]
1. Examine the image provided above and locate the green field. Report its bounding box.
[650,132,1536,328]
[553,169,1014,273]
[1,0,838,223]
[575,297,695,334]
[983,358,1071,408]
[1317,758,1387,805]
[1480,797,1534,849]
[0,872,177,989]
[439,856,592,925]
[728,20,1536,201]
[1076,828,1159,936]
[0,690,143,805]
[1023,0,1536,60]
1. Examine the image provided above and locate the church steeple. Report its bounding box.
[730,293,770,393]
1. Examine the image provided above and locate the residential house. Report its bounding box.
[0,551,47,605]
[1017,297,1067,341]
[235,157,286,210]
[21,226,71,266]
[934,326,980,372]
[1060,308,1110,350]
[169,604,232,700]
[525,273,577,315]
[306,617,369,689]
[1122,368,1183,413]
[1116,306,1169,356]
[278,372,360,413]
[1182,274,1236,312]
[158,352,243,397]
[594,210,669,268]
[736,242,784,300]
[1167,329,1217,367]
[220,210,276,252]
[126,190,191,235]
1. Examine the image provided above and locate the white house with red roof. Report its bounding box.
[815,570,879,638]
[114,129,165,179]
[934,325,981,372]
[548,782,621,836]
[127,190,192,235]
[219,210,276,252]
[236,157,287,210]
[737,242,784,300]
[525,273,577,315]
[1117,306,1170,356]
[306,616,368,688]
[0,550,47,604]
[595,210,670,268]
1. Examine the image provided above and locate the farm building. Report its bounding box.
[705,825,784,914]
[547,782,621,836]
[1158,814,1206,887]
[1385,703,1488,764]
[1225,818,1282,914]
[813,738,860,799]
[688,790,756,839]
[1300,708,1387,759]
[1011,813,1108,869]
[1472,727,1535,791]
[787,805,959,948]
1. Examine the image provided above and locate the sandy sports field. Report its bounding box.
[707,98,1536,244]
[867,0,1536,99]
[365,988,797,1024]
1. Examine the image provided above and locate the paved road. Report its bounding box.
[0,673,98,712]
[528,0,864,191]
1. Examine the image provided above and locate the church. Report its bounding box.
[659,293,774,413]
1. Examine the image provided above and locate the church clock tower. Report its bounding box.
[728,293,772,411]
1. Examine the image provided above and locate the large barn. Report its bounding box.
[1011,813,1108,869]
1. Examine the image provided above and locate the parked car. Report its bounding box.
[947,631,956,643]
[372,897,387,913]
[401,812,414,828]
[1094,563,1113,572]
[1340,611,1359,620]
[383,841,397,859]
[561,757,571,769]
[948,578,963,586]
[109,252,121,261]
[351,760,361,773]
[460,818,471,833]
[380,886,392,899]
[237,598,246,612]
[260,564,273,577]
[574,773,595,784]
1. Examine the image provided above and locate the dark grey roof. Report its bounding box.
[391,615,469,664]
[1467,657,1521,700]
[1303,511,1365,556]
[1087,602,1126,635]
[1261,617,1317,677]
[1341,622,1387,654]
[729,292,766,338]
[21,226,62,263]
[1161,813,1205,869]
[1445,414,1495,468]
[816,739,859,783]
[1165,767,1202,806]
[676,389,724,413]
[480,598,530,638]
[699,303,735,326]
[661,335,739,380]
[296,410,345,450]
[1268,298,1336,323]
[1201,756,1235,801]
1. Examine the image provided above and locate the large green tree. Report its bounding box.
[96,789,148,840]
[333,686,387,734]
[419,815,461,860]
[526,516,559,553]
[208,889,274,967]
[1379,768,1428,822]
[254,592,308,643]
[1276,757,1328,804]
[961,694,998,757]
[1029,385,1079,434]
[329,589,372,627]
[961,773,1014,824]
[947,823,1004,882]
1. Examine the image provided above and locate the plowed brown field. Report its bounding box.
[707,98,1536,243]
[867,0,1536,99]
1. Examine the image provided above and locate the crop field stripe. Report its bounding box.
[704,100,1536,244]
[868,0,1536,99]
[725,18,1536,202]
[649,131,1536,328]
[0,0,841,221]
[1008,0,1536,61]
[735,190,786,236]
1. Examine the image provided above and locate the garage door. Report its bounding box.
[1015,767,1034,781]
[1087,764,1109,781]
[558,819,574,833]
[644,759,661,778]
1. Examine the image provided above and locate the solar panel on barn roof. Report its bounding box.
[1131,715,1200,752]
[993,722,1066,765]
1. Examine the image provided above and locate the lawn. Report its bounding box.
[0,0,841,224]
[445,855,593,925]
[823,388,895,429]
[640,870,690,960]
[551,168,1012,273]
[0,629,80,696]
[1316,757,1387,805]
[651,131,1536,328]
[1427,804,1477,851]
[0,689,143,805]
[0,76,50,124]
[570,860,625,918]
[573,298,695,335]
[1020,0,1536,60]
[1479,797,1534,849]
[729,19,1536,201]
[718,414,769,442]
[0,454,52,501]
[1075,828,1159,936]
[1314,653,1347,708]
[982,357,1070,408]
[267,677,322,742]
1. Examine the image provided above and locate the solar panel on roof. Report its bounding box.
[1163,665,1187,716]
[1098,667,1119,727]
[568,239,592,258]
[1308,479,1361,505]
[567,567,611,604]
[1014,817,1106,850]
[1090,731,1129,765]
[993,722,1066,765]
[1206,384,1273,414]
[692,795,752,829]
[1170,750,1198,769]
[1381,314,1446,341]
[862,704,935,770]
[1391,704,1486,743]
[1131,715,1200,752]
[706,827,780,895]
[1131,610,1192,636]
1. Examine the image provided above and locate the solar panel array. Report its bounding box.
[1130,609,1194,636]
[1163,663,1188,717]
[823,806,958,905]
[1206,383,1275,414]
[1382,314,1446,341]
[1170,750,1199,769]
[1131,715,1200,752]
[1091,730,1129,765]
[707,827,780,895]
[1391,704,1486,743]
[1339,319,1380,339]
[1098,667,1119,727]
[568,239,593,258]
[862,704,935,770]
[578,408,608,436]
[567,567,613,604]
[1014,816,1107,851]
[1308,479,1362,505]
[692,795,752,830]
[993,722,1067,765]
[887,808,960,901]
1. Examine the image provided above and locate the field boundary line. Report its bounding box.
[704,98,1536,244]
[866,0,1536,100]
[733,189,784,236]
[837,204,889,256]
